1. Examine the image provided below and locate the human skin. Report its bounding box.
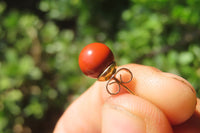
[54,64,200,133]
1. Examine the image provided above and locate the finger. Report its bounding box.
[54,64,197,132]
[102,94,173,133]
[118,64,197,125]
[102,103,146,133]
[173,98,200,133]
[53,86,103,133]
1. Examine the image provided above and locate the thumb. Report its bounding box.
[102,94,173,133]
[102,102,146,133]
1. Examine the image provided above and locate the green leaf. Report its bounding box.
[178,52,194,65]
[24,100,44,119]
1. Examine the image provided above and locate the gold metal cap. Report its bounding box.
[98,62,116,81]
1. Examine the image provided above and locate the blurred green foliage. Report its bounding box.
[0,0,200,132]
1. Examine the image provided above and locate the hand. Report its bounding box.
[54,64,200,133]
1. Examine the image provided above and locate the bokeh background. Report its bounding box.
[0,0,200,132]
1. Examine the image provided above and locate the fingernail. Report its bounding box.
[102,104,146,133]
[162,72,196,94]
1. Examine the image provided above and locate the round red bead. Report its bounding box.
[79,42,114,78]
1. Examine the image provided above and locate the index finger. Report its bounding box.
[115,64,197,125]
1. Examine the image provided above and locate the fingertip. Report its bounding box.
[159,72,197,125]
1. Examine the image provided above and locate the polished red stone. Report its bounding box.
[79,42,114,78]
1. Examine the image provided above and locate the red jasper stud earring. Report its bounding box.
[79,42,134,95]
